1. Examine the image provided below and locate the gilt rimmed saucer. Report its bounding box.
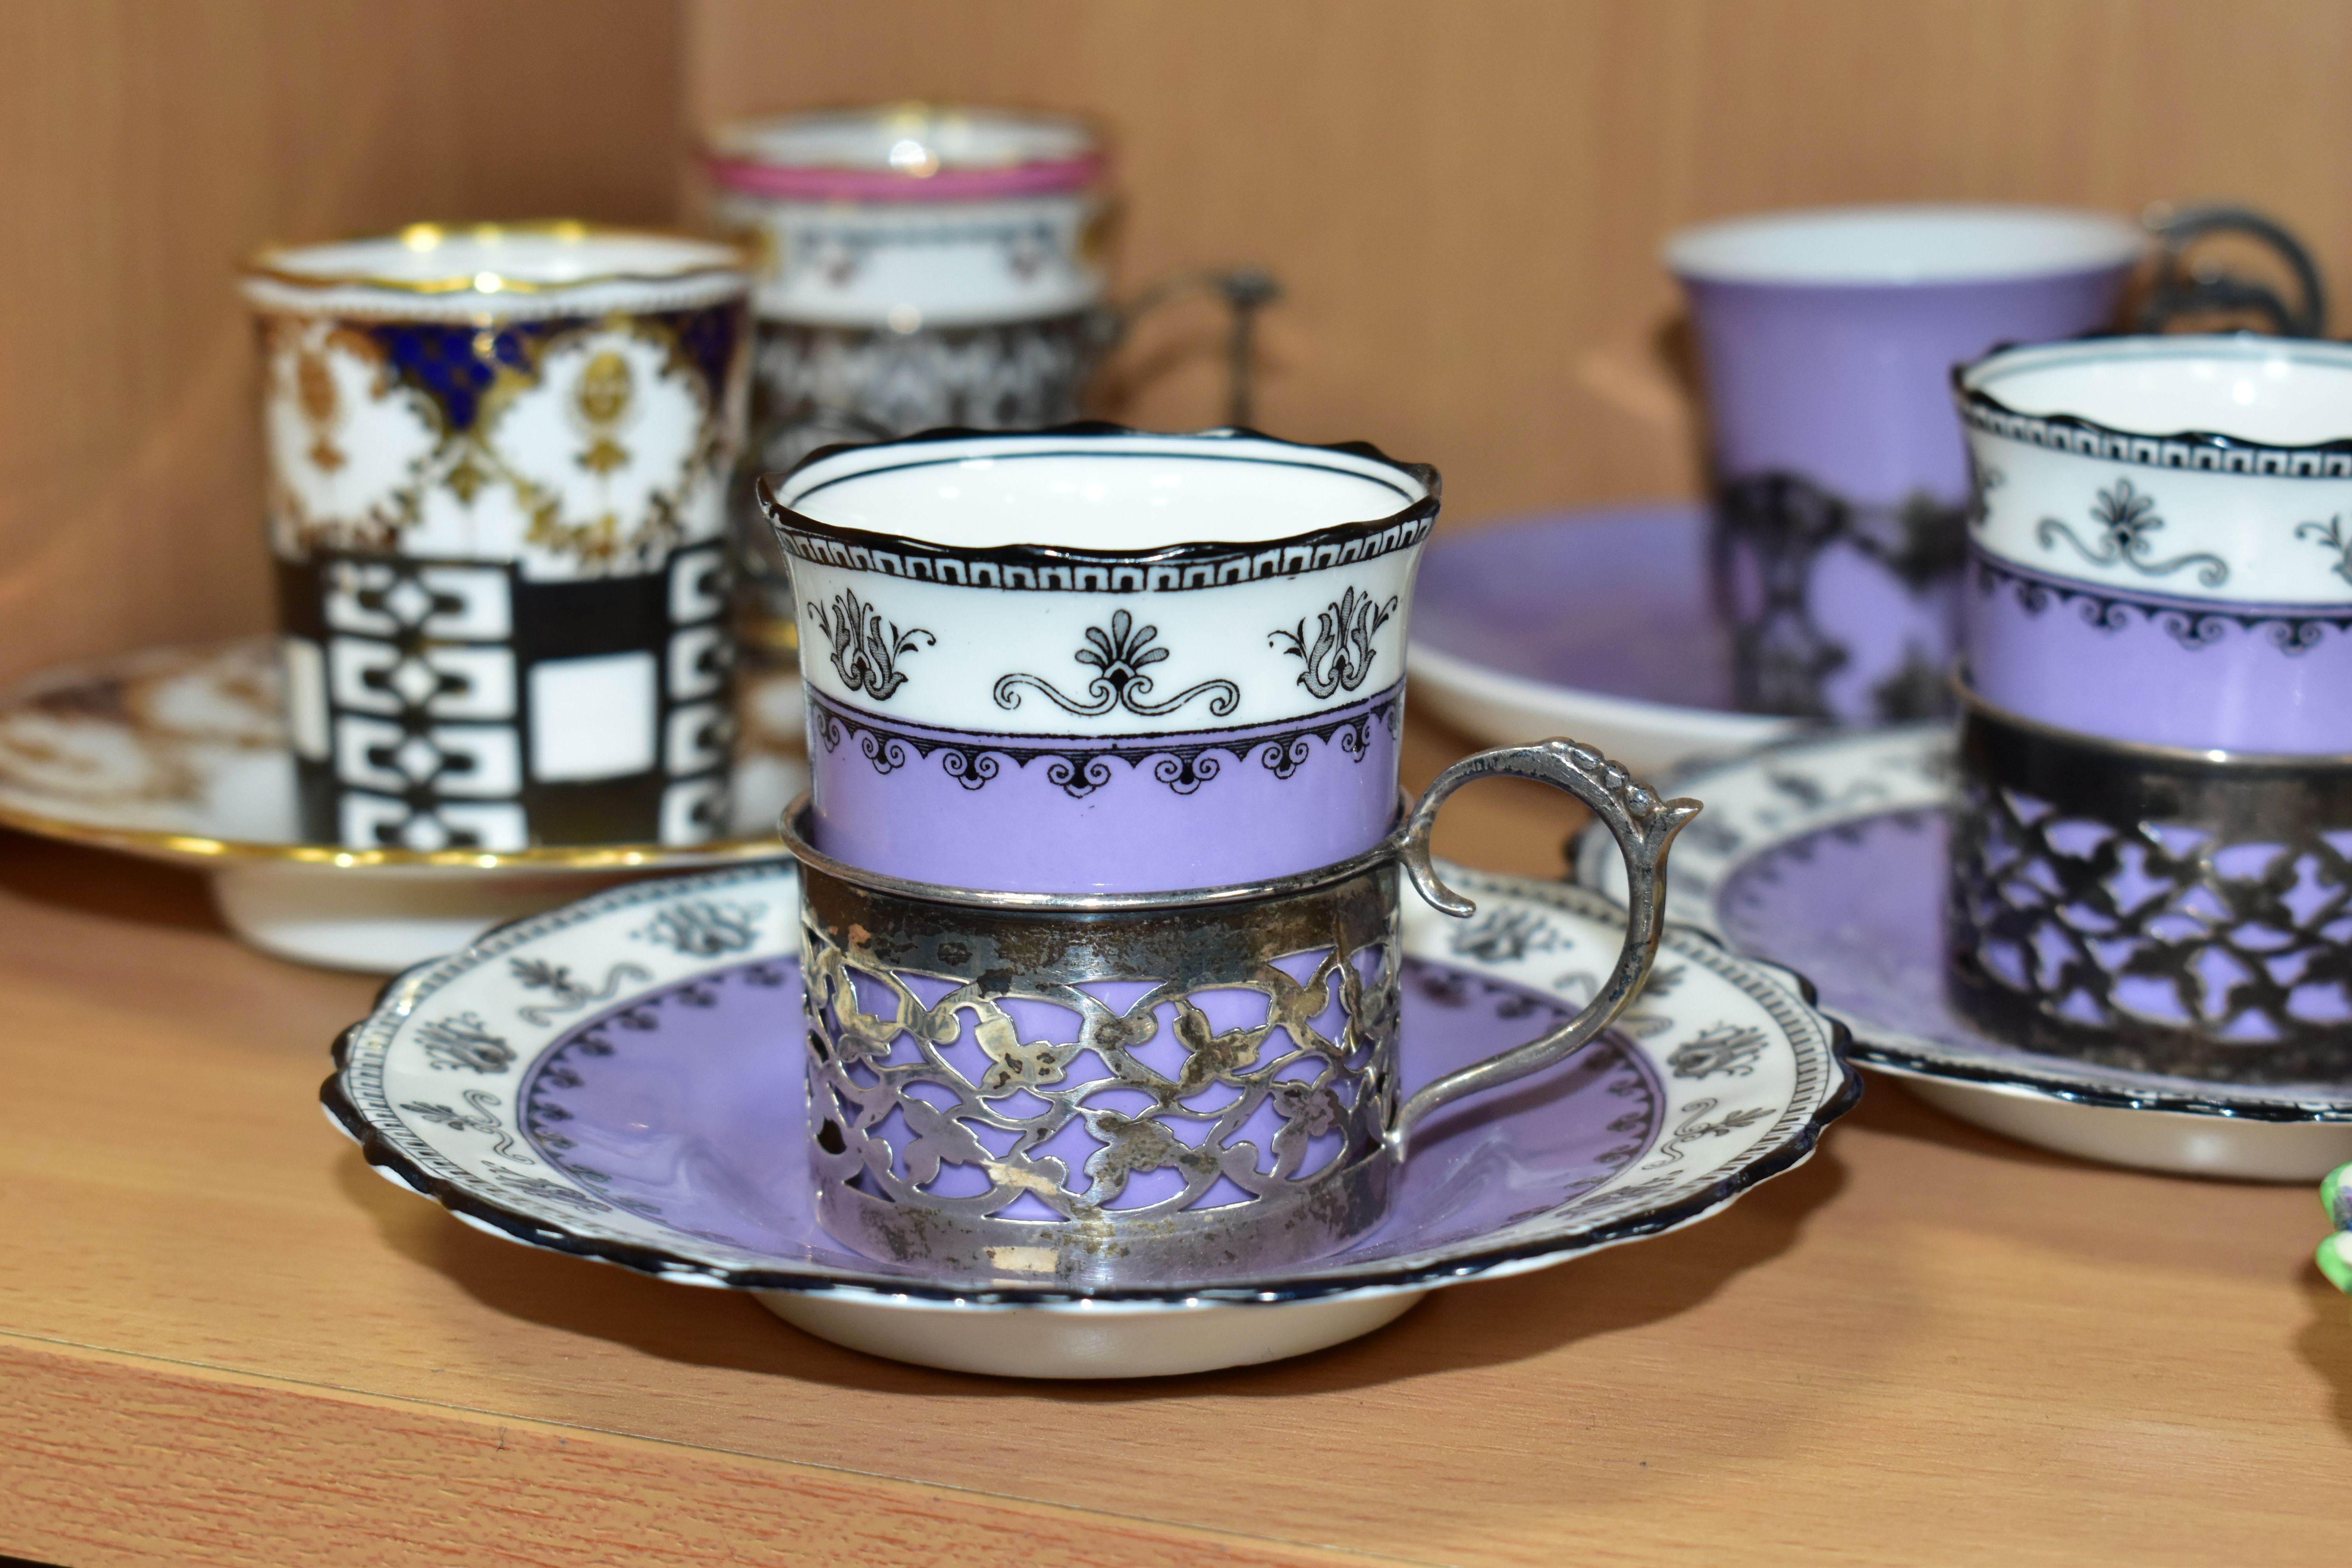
[1407,504,1798,774]
[322,859,1856,1378]
[0,639,806,971]
[1576,724,2352,1180]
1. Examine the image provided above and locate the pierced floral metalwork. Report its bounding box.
[2036,479,2229,588]
[1270,587,1397,699]
[993,610,1241,720]
[798,847,1403,1280]
[1949,696,2352,1082]
[782,731,1704,1284]
[807,588,932,701]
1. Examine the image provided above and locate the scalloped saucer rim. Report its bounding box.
[1575,722,2352,1181]
[322,859,1857,1374]
[1406,505,1800,776]
[0,639,808,971]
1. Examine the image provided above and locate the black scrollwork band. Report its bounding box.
[1972,553,2352,656]
[808,684,1402,800]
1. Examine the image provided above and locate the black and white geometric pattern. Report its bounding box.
[280,545,733,849]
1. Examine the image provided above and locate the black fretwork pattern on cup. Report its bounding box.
[278,545,734,850]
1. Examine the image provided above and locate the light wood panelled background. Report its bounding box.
[8,0,2352,684]
[690,0,2352,517]
[0,0,684,686]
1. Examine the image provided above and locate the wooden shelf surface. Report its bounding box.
[1,715,2345,1566]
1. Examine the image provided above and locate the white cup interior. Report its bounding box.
[714,107,1093,172]
[779,434,1426,550]
[1966,336,2352,446]
[1666,203,2144,286]
[260,225,741,286]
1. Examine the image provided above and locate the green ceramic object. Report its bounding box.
[2319,1163,2352,1293]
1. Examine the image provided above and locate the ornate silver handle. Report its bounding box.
[1386,739,1703,1157]
[1093,266,1283,426]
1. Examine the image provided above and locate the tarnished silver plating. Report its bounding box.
[1951,679,2352,1082]
[783,738,1700,1285]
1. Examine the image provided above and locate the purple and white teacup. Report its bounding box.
[1667,203,2144,724]
[1957,334,2352,754]
[1948,335,2352,1083]
[759,426,1435,894]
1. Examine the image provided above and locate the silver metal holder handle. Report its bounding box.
[1096,266,1283,426]
[2136,202,2328,339]
[1387,739,1703,1156]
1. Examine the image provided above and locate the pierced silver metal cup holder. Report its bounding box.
[1950,684,2352,1085]
[780,738,1700,1285]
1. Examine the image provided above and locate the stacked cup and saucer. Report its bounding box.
[1412,201,2323,777]
[326,425,1858,1377]
[1583,332,2352,1179]
[0,223,813,972]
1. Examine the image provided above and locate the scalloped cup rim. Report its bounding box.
[1955,334,2352,460]
[757,423,1440,565]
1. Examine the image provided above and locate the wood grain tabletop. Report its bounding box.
[0,713,2343,1567]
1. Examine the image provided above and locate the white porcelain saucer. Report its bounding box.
[1576,724,2352,1181]
[0,640,807,971]
[322,859,1857,1378]
[1407,504,1799,775]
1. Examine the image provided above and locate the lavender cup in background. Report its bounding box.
[1667,204,2143,723]
[759,426,1437,894]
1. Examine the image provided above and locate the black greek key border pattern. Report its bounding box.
[1960,395,2352,478]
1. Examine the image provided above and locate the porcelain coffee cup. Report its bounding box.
[1667,203,2145,724]
[758,425,1434,894]
[1956,334,2352,753]
[1948,334,2352,1083]
[245,224,752,851]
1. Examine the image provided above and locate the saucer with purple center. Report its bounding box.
[1575,724,2352,1180]
[322,858,1855,1378]
[1406,503,1799,777]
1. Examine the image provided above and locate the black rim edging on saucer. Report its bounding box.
[319,864,1862,1309]
[1587,722,2352,1125]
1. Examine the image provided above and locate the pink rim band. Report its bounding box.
[706,153,1105,203]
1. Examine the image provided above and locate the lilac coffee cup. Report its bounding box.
[759,426,1436,893]
[1667,204,2143,723]
[1948,336,2352,1082]
[1958,334,2352,753]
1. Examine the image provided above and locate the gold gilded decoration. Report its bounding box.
[571,349,635,476]
[261,303,739,573]
[246,220,748,297]
[294,348,347,472]
[444,456,491,504]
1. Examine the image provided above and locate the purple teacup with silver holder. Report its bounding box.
[1668,203,2147,724]
[1950,334,2352,1083]
[756,427,1702,1283]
